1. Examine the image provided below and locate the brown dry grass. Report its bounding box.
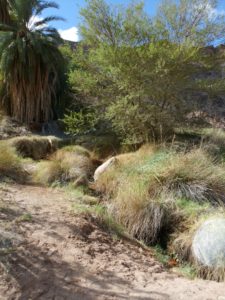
[94,145,225,245]
[33,145,98,186]
[32,160,62,185]
[0,141,27,182]
[93,145,225,280]
[9,135,60,160]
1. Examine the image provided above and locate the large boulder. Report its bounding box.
[94,157,117,181]
[192,217,225,268]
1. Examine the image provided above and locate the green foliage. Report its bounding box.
[80,0,153,47]
[0,0,10,24]
[63,110,99,135]
[16,213,33,223]
[177,263,197,280]
[176,198,210,218]
[0,0,65,123]
[153,245,171,265]
[155,0,225,46]
[64,0,224,145]
[104,41,196,143]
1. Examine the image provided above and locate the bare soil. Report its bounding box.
[0,184,225,300]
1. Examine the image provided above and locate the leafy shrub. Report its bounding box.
[63,0,225,145]
[63,110,99,135]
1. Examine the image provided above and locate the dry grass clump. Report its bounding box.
[95,147,177,244]
[158,149,225,205]
[95,146,225,247]
[111,194,182,246]
[32,160,62,185]
[55,145,91,159]
[95,144,157,196]
[203,128,225,145]
[33,145,98,186]
[0,141,26,182]
[174,127,225,161]
[201,128,225,160]
[9,136,60,160]
[94,145,225,280]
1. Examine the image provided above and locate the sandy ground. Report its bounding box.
[0,184,225,300]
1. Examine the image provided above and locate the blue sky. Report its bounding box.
[42,0,225,42]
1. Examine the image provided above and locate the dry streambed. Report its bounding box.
[0,184,225,300]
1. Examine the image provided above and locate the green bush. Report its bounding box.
[63,110,99,135]
[63,0,225,145]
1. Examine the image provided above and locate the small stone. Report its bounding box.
[86,246,95,257]
[121,261,131,268]
[47,249,57,257]
[64,276,73,284]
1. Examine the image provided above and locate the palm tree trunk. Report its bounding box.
[0,0,11,24]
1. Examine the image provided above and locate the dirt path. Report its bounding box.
[0,184,225,300]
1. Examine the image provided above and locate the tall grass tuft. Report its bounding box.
[202,128,225,160]
[0,141,26,182]
[33,145,98,186]
[9,135,60,160]
[95,146,225,246]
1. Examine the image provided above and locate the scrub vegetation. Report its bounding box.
[1,0,225,286]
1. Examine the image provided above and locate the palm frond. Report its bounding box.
[35,1,59,15]
[0,23,16,32]
[0,0,65,124]
[34,15,65,28]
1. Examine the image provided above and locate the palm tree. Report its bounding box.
[0,0,11,24]
[0,0,64,124]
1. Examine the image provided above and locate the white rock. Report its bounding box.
[192,218,225,268]
[94,157,117,181]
